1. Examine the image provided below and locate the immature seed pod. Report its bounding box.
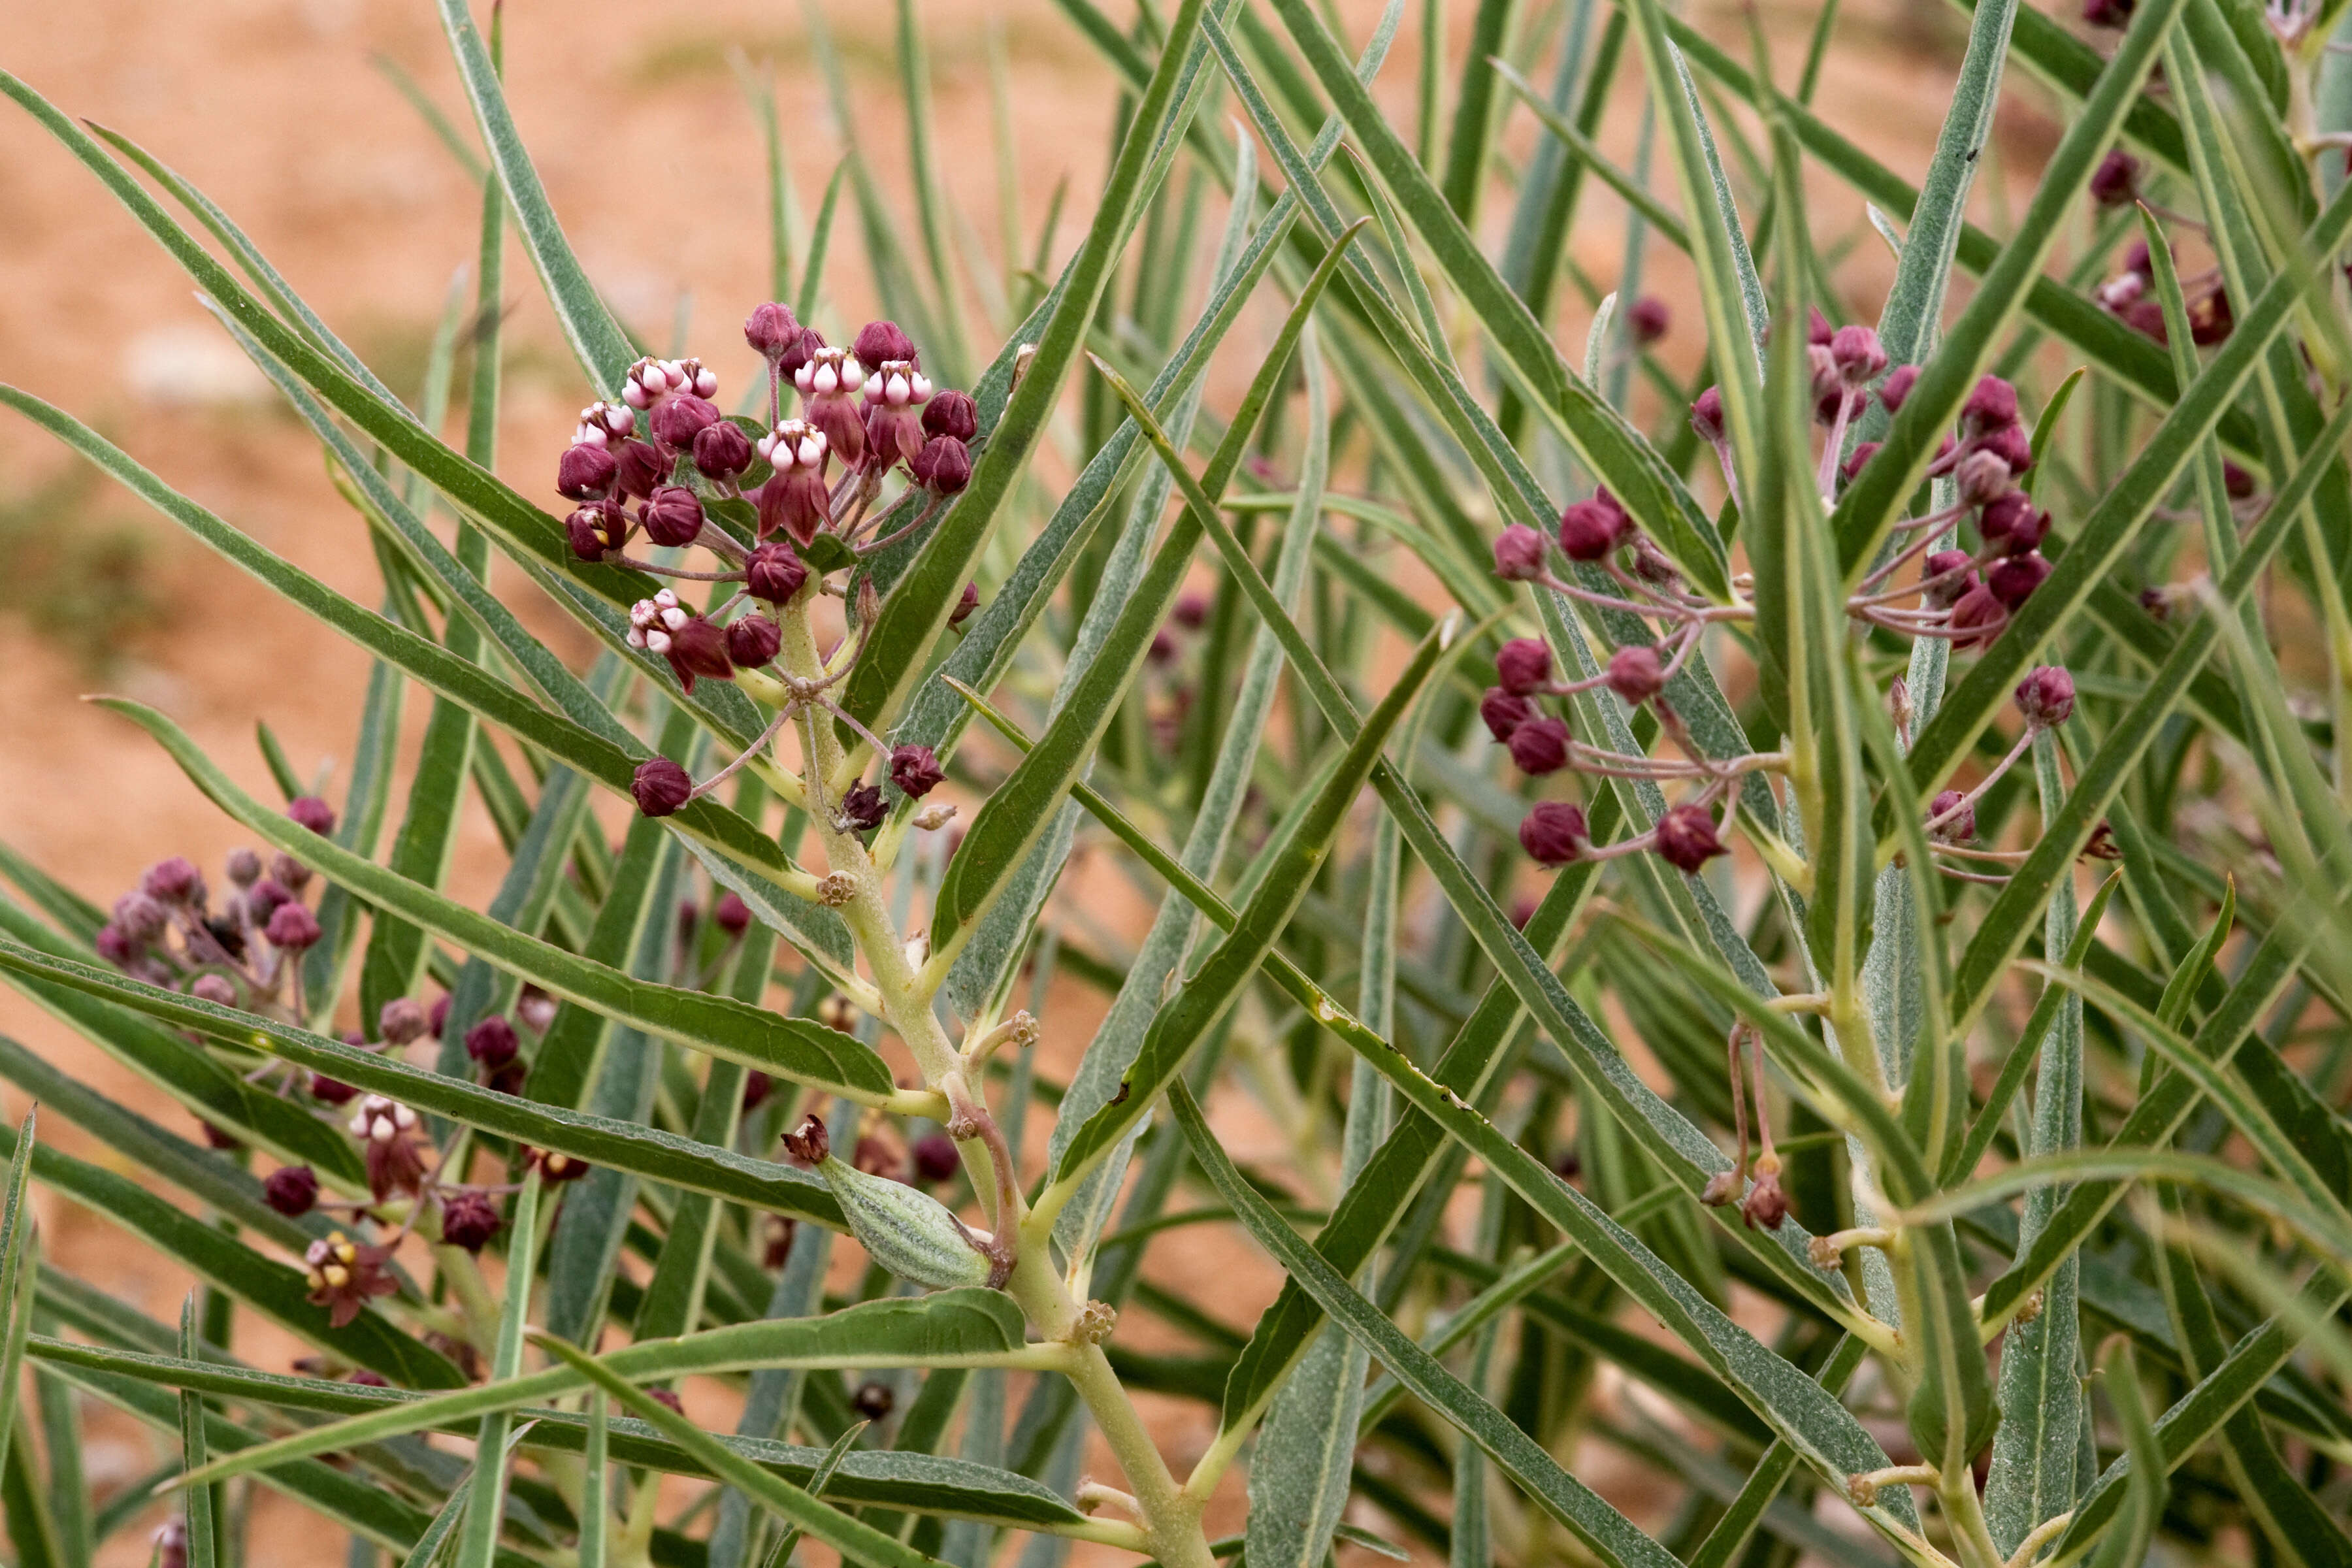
[782,1116,1004,1289]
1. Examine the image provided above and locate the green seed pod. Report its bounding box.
[785,1116,1004,1290]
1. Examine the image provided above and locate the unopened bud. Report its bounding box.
[1626,295,1669,345]
[1829,324,1887,385]
[693,420,754,481]
[288,797,337,836]
[379,997,430,1045]
[1606,645,1666,706]
[631,757,694,817]
[2014,664,2076,728]
[1492,524,1548,581]
[1480,686,1533,742]
[1518,802,1588,867]
[640,485,706,549]
[1507,716,1570,776]
[1654,804,1727,874]
[1494,638,1552,696]
[263,1165,319,1217]
[725,614,783,670]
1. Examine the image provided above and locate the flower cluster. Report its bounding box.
[1844,372,2059,649]
[2094,237,2232,349]
[94,799,336,1012]
[553,306,974,838]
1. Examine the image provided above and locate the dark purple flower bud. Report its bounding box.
[1955,450,2013,508]
[1690,386,1726,442]
[746,542,809,606]
[1627,295,1670,345]
[726,613,783,669]
[94,921,137,967]
[379,997,429,1045]
[288,797,337,836]
[1519,802,1589,867]
[2189,286,2232,346]
[1148,629,1179,665]
[465,1016,519,1070]
[1830,324,1887,385]
[1803,306,1833,346]
[1921,550,1978,609]
[911,1131,960,1185]
[191,973,237,1006]
[1988,551,2052,610]
[1493,523,1549,581]
[649,393,720,449]
[429,994,451,1038]
[225,847,262,887]
[263,1165,318,1217]
[889,745,945,798]
[852,1380,896,1420]
[566,502,627,561]
[1507,715,1571,776]
[2083,0,2133,25]
[309,1071,357,1104]
[1558,497,1628,562]
[2123,238,2160,280]
[745,302,802,359]
[438,1189,502,1252]
[1961,374,2020,436]
[144,857,206,906]
[201,1121,242,1151]
[113,890,169,943]
[640,485,706,549]
[1949,583,2008,648]
[246,878,294,926]
[950,581,980,626]
[557,442,619,501]
[1480,687,1533,742]
[2090,148,2141,207]
[1840,441,1882,486]
[1929,789,1976,844]
[1978,490,2039,551]
[1172,593,1209,630]
[266,902,321,951]
[1654,804,1728,874]
[613,438,669,500]
[663,616,735,693]
[1740,1164,1788,1229]
[1495,638,1552,696]
[909,434,972,494]
[272,853,311,892]
[2223,461,2256,500]
[839,783,887,832]
[1878,364,1919,414]
[924,389,978,442]
[632,758,694,817]
[1975,422,2035,475]
[693,419,754,481]
[714,892,751,937]
[853,320,918,369]
[779,326,825,383]
[2015,664,2076,728]
[1607,645,1667,705]
[742,1070,773,1111]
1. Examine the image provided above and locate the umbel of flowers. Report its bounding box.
[551,307,973,838]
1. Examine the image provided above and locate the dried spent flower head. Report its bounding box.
[1518,802,1589,867]
[889,744,946,798]
[782,1113,832,1164]
[1700,1169,1744,1207]
[838,782,888,832]
[1739,1162,1788,1230]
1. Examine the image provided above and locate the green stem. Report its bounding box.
[770,585,1214,1568]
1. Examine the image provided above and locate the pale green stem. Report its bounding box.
[770,587,1214,1568]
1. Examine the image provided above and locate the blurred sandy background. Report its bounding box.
[0,0,2054,1558]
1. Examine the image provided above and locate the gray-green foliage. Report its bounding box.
[2,1,2351,1566]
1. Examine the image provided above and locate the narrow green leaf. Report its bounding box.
[434,0,634,388]
[453,1172,542,1568]
[0,1110,37,1481]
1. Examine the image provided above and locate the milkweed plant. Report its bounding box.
[3,0,2351,1566]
